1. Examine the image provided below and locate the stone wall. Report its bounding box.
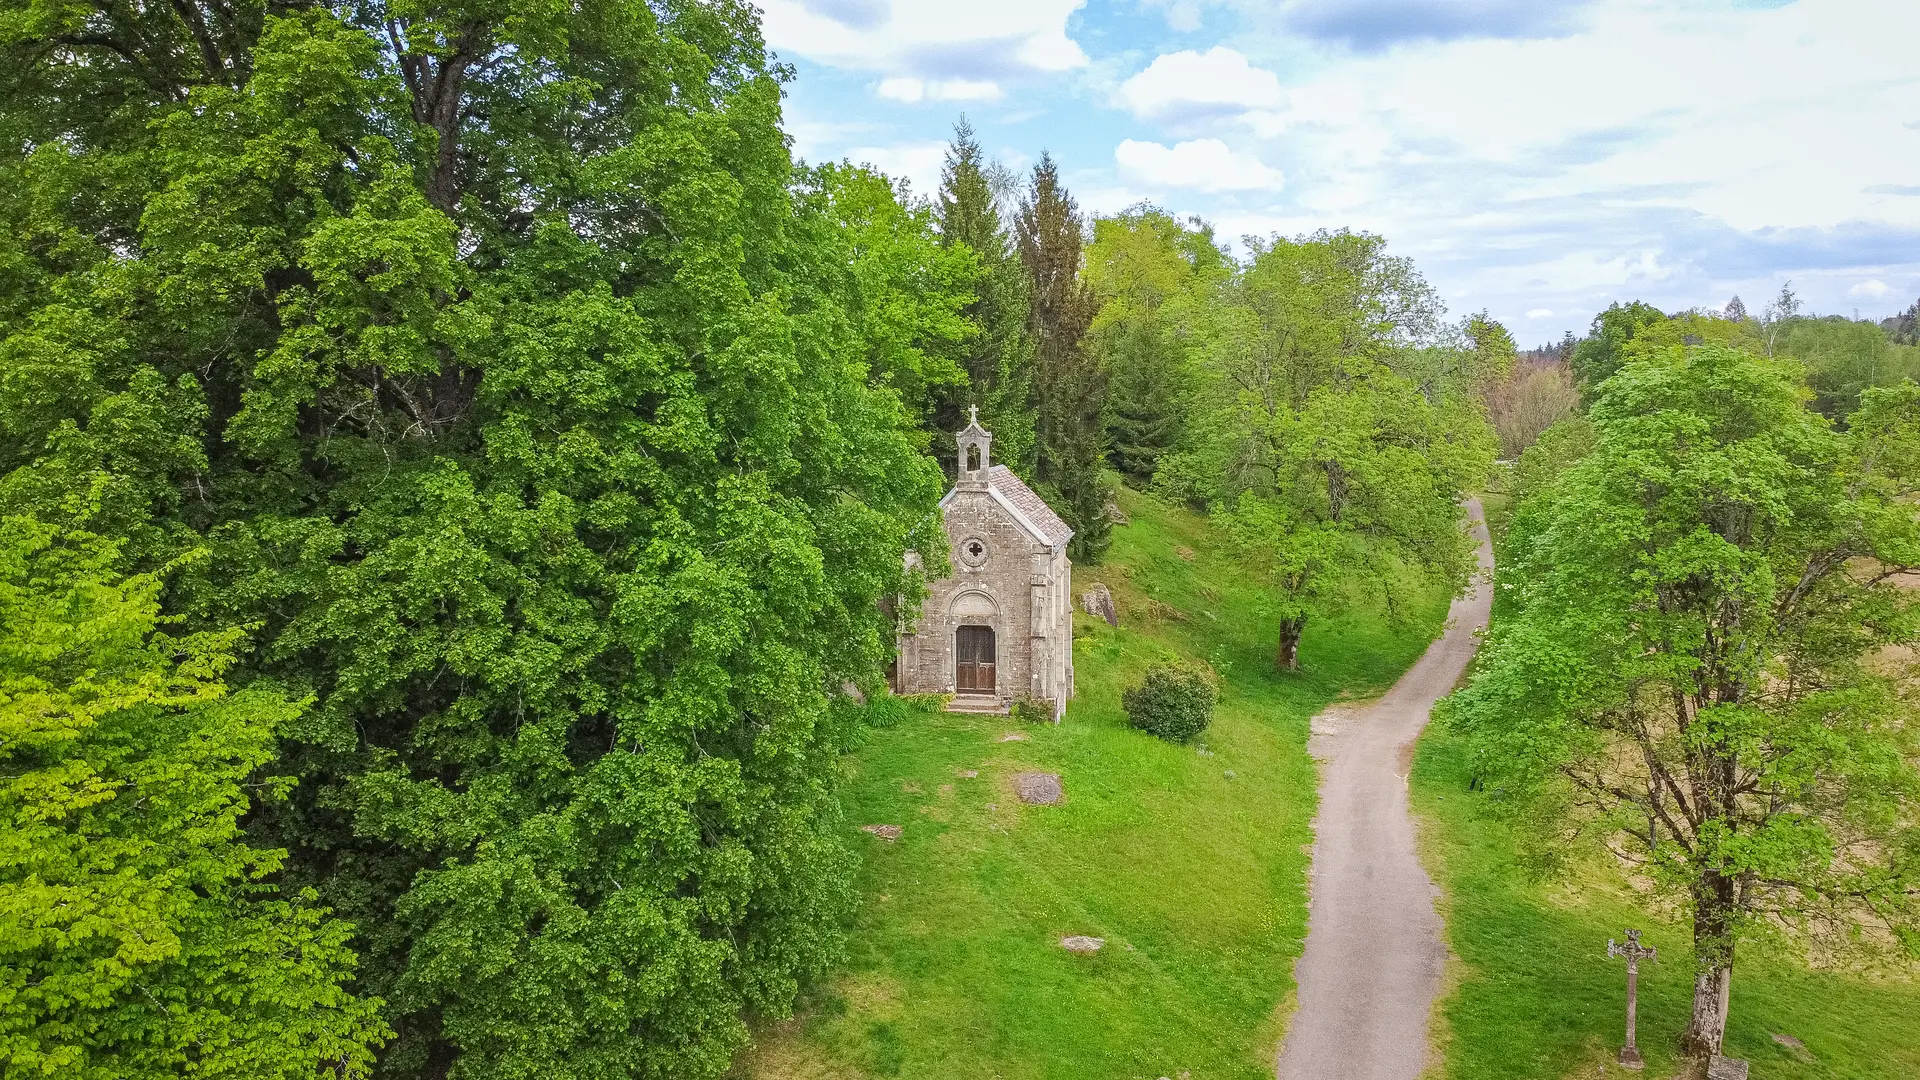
[897,490,1071,716]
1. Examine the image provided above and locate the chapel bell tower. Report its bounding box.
[956,406,992,491]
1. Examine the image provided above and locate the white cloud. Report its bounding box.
[1098,0,1920,327]
[775,0,1920,330]
[760,0,1089,79]
[1212,0,1920,232]
[1849,279,1893,299]
[1115,138,1284,193]
[1525,308,1555,320]
[1117,47,1284,119]
[876,77,1004,103]
[843,140,949,200]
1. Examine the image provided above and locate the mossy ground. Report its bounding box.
[735,484,1451,1080]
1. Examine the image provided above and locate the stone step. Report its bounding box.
[945,697,1010,715]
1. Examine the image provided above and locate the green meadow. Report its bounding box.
[1413,727,1920,1080]
[738,484,1451,1079]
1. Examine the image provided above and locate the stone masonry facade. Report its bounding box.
[893,414,1074,719]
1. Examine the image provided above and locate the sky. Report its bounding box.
[760,0,1920,346]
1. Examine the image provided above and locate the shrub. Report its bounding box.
[1011,696,1057,725]
[1122,664,1217,742]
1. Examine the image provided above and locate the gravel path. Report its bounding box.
[1276,501,1494,1080]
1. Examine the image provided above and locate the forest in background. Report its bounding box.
[1,0,1914,1076]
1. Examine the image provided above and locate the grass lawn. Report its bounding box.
[1412,729,1920,1080]
[1411,478,1920,1080]
[736,484,1451,1080]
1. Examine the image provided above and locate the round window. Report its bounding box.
[958,536,990,568]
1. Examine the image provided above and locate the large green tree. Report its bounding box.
[935,118,1036,475]
[0,518,387,1078]
[1082,205,1227,487]
[1448,345,1920,1057]
[1,2,947,1076]
[1016,152,1109,562]
[792,160,976,433]
[1569,300,1668,399]
[1196,231,1490,668]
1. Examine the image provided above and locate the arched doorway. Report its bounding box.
[955,625,996,695]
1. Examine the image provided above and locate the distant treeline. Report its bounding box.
[1,0,1910,1075]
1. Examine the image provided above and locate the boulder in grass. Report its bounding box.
[1013,771,1063,805]
[1707,1057,1749,1080]
[1060,935,1104,953]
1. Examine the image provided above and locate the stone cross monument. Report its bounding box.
[1608,929,1658,1069]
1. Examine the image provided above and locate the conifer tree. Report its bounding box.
[1083,207,1228,486]
[936,119,1037,475]
[1016,153,1110,562]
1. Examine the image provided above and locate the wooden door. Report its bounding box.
[955,625,996,694]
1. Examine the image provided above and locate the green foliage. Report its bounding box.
[793,162,977,430]
[1016,153,1111,563]
[1507,415,1597,509]
[1776,314,1920,419]
[0,3,951,1075]
[1446,343,1920,1052]
[1121,662,1217,742]
[1568,301,1668,396]
[936,118,1036,475]
[1175,231,1492,669]
[1008,695,1056,725]
[1882,297,1919,346]
[0,519,386,1078]
[1393,310,1518,407]
[1083,206,1229,487]
[1462,310,1517,365]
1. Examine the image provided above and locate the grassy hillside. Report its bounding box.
[1412,731,1920,1080]
[737,484,1452,1080]
[1413,468,1920,1080]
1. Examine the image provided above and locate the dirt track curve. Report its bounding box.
[1275,500,1494,1080]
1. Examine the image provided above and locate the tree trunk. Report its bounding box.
[1682,870,1737,1057]
[1275,616,1305,671]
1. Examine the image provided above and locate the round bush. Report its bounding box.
[1122,663,1217,742]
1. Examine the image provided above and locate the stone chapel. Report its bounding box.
[892,411,1075,719]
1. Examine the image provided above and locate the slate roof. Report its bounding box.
[985,465,1073,547]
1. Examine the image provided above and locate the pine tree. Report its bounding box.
[1016,153,1110,562]
[936,119,1037,475]
[1104,322,1184,483]
[1083,207,1228,487]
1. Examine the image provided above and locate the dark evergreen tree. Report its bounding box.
[1882,297,1920,345]
[1015,153,1110,562]
[936,118,1037,475]
[1104,321,1184,483]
